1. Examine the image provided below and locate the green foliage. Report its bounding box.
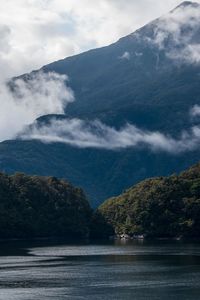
[0,172,92,239]
[99,163,200,238]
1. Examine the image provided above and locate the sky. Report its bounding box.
[0,0,196,78]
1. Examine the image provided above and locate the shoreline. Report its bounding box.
[0,236,200,244]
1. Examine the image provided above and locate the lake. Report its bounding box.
[0,239,200,299]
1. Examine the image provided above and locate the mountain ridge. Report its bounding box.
[1,2,200,206]
[175,1,200,9]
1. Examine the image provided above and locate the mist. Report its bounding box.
[20,114,200,154]
[0,71,74,142]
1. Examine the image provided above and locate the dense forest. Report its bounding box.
[1,162,200,240]
[99,163,200,238]
[0,173,94,239]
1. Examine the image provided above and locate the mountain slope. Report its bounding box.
[1,2,200,206]
[40,1,200,133]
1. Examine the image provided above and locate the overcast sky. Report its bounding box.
[0,0,198,78]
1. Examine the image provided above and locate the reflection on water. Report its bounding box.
[0,239,200,299]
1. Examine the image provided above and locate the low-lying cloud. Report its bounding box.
[149,3,200,64]
[1,70,200,155]
[0,71,74,142]
[20,116,200,154]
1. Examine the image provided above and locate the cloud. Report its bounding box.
[151,3,200,64]
[119,51,130,60]
[0,0,187,78]
[168,44,200,64]
[0,72,74,142]
[190,104,200,117]
[1,68,186,153]
[0,25,11,54]
[0,67,199,155]
[20,116,200,154]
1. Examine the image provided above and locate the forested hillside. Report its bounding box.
[1,162,200,240]
[0,173,92,239]
[99,163,200,238]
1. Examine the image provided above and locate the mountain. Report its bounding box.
[99,162,200,238]
[1,2,200,206]
[0,172,92,239]
[41,0,200,133]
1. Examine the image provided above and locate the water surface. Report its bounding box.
[0,239,200,299]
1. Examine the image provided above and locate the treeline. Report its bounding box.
[0,172,111,239]
[0,173,90,238]
[99,163,200,238]
[2,162,200,240]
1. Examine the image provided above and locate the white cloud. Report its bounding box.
[151,2,200,64]
[168,44,200,64]
[0,72,74,142]
[0,66,199,155]
[0,25,11,54]
[0,0,187,78]
[20,116,200,154]
[190,104,200,117]
[119,51,130,60]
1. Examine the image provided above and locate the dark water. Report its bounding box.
[0,239,200,299]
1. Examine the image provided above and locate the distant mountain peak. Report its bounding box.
[174,1,200,9]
